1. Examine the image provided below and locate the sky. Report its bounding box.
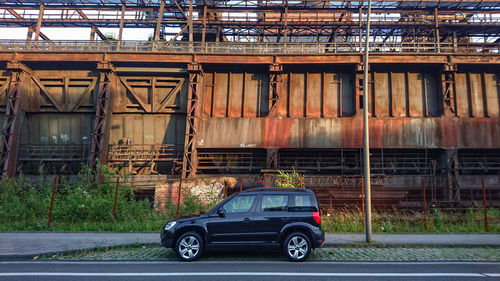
[2,27,155,40]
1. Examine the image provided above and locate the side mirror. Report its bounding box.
[217,208,226,218]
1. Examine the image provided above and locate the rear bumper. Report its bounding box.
[312,228,325,248]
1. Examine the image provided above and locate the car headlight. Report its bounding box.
[164,221,177,230]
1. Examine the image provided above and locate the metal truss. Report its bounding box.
[0,1,498,46]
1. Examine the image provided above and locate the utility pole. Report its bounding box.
[363,0,373,243]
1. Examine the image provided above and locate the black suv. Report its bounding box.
[161,188,325,262]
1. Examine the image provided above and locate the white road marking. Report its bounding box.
[1,261,500,265]
[0,272,495,277]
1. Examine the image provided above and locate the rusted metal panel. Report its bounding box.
[304,119,341,147]
[196,117,500,149]
[110,115,184,146]
[259,73,270,117]
[455,73,469,117]
[243,72,259,117]
[391,72,406,117]
[459,118,500,148]
[213,72,228,117]
[323,72,338,117]
[289,72,305,117]
[201,72,213,117]
[424,73,439,116]
[469,73,485,117]
[228,72,243,117]
[21,114,92,145]
[408,72,424,117]
[374,72,389,117]
[485,73,499,117]
[306,72,321,118]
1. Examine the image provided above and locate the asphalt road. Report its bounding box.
[0,261,499,281]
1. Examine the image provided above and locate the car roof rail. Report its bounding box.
[241,187,310,193]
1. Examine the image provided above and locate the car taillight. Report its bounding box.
[313,211,321,224]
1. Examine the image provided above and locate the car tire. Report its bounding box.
[283,232,311,262]
[175,231,204,261]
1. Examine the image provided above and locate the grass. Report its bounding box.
[321,207,500,233]
[0,166,498,233]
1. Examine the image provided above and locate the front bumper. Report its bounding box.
[160,230,175,248]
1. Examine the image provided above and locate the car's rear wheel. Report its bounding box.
[175,231,204,261]
[283,232,311,262]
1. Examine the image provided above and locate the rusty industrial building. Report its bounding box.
[0,0,499,208]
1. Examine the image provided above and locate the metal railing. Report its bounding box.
[0,40,498,55]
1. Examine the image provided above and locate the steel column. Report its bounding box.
[441,63,457,117]
[269,63,283,117]
[182,63,203,179]
[0,62,29,177]
[89,61,115,168]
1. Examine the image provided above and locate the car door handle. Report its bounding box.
[282,218,290,222]
[243,218,250,223]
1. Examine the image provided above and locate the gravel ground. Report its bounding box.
[44,245,500,262]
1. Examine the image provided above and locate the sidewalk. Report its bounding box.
[1,232,499,260]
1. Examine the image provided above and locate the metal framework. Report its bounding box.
[0,1,498,207]
[0,1,498,47]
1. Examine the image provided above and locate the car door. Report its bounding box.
[206,195,257,244]
[252,194,293,243]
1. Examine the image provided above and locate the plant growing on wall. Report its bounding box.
[275,167,303,188]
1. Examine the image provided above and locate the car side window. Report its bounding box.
[261,195,288,212]
[290,195,318,212]
[223,195,256,214]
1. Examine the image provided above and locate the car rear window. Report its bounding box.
[289,195,318,212]
[261,195,288,212]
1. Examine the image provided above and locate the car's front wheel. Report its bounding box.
[175,231,204,261]
[283,232,311,262]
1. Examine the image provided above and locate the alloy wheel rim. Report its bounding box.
[287,236,308,260]
[179,236,200,259]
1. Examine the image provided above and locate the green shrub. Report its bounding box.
[275,168,303,188]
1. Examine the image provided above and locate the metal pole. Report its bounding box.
[47,176,58,228]
[176,177,183,217]
[362,0,373,243]
[240,176,243,192]
[422,178,428,231]
[481,177,488,232]
[112,177,120,223]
